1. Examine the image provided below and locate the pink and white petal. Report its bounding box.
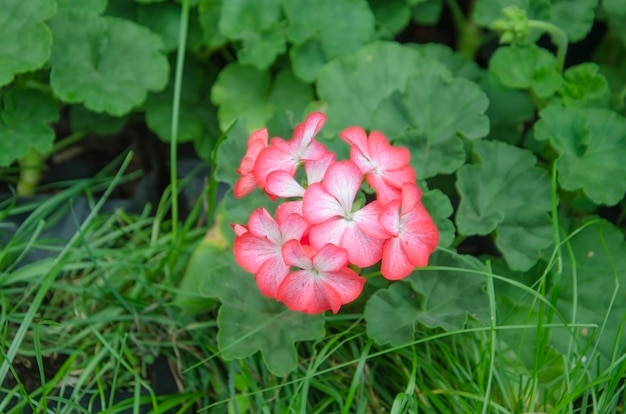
[281,239,313,270]
[368,131,411,169]
[276,201,303,223]
[234,173,258,198]
[401,206,439,267]
[231,223,248,237]
[317,267,365,307]
[299,140,328,162]
[353,201,392,239]
[349,145,375,175]
[266,170,305,198]
[378,199,402,236]
[338,224,384,268]
[279,213,310,242]
[253,147,297,188]
[254,254,290,298]
[339,126,369,156]
[400,182,422,215]
[293,111,327,152]
[277,270,343,314]
[247,208,282,244]
[321,161,363,213]
[308,219,350,251]
[247,127,269,146]
[383,166,417,192]
[366,174,402,206]
[239,137,268,175]
[233,233,279,274]
[311,243,349,273]
[381,237,416,280]
[304,150,336,184]
[302,183,346,223]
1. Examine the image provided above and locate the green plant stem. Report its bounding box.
[170,0,190,243]
[50,130,89,154]
[528,19,568,72]
[17,148,44,196]
[445,0,482,60]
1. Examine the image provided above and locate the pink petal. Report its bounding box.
[279,213,310,243]
[231,223,248,237]
[302,183,346,223]
[292,111,327,153]
[234,174,258,198]
[321,160,363,214]
[368,131,411,169]
[378,199,402,237]
[276,201,303,222]
[233,233,279,274]
[311,243,349,272]
[266,170,305,198]
[353,200,392,240]
[253,147,297,188]
[254,254,290,298]
[281,239,313,270]
[400,203,439,267]
[381,237,416,280]
[339,126,369,156]
[239,135,268,175]
[277,270,343,314]
[400,182,422,214]
[308,219,383,268]
[304,150,336,184]
[248,208,281,244]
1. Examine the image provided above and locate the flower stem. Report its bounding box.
[528,19,568,72]
[17,148,44,195]
[445,0,482,60]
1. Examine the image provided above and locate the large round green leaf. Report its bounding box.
[48,9,169,116]
[0,0,55,87]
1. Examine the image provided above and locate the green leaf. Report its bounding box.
[368,0,412,39]
[198,0,228,49]
[283,0,375,81]
[555,219,626,375]
[411,43,482,81]
[0,0,55,87]
[535,105,626,206]
[56,0,107,12]
[0,89,60,166]
[422,188,455,248]
[604,0,626,14]
[48,9,169,116]
[144,57,220,147]
[364,250,488,345]
[478,73,535,145]
[371,74,489,178]
[219,0,285,69]
[137,2,187,52]
[411,0,443,25]
[455,140,553,271]
[407,251,489,330]
[489,44,562,99]
[558,62,609,108]
[211,64,312,132]
[70,105,127,135]
[364,282,421,346]
[317,41,451,137]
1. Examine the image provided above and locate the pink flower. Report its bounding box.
[234,128,269,198]
[339,127,416,205]
[277,240,366,314]
[378,183,439,280]
[253,112,328,190]
[233,208,309,298]
[266,149,336,198]
[302,160,391,268]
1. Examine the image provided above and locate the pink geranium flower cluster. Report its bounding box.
[232,112,439,315]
